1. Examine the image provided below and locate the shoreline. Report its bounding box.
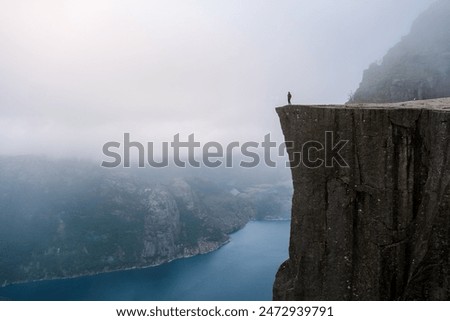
[1,219,290,289]
[1,239,230,289]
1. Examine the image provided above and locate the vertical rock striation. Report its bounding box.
[274,99,450,300]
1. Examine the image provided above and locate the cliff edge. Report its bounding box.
[273,98,450,300]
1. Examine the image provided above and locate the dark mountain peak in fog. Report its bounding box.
[350,0,450,103]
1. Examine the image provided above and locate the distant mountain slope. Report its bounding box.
[0,156,291,286]
[350,0,450,103]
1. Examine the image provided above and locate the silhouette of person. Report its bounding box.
[287,91,292,105]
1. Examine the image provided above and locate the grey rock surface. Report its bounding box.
[274,99,450,300]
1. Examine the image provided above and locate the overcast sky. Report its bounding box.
[0,0,436,159]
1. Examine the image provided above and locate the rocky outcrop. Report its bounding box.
[350,0,450,103]
[274,99,450,300]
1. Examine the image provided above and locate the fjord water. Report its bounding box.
[0,221,290,301]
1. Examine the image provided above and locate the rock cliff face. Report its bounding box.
[350,0,450,103]
[274,99,450,300]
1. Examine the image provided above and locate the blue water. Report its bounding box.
[0,221,290,301]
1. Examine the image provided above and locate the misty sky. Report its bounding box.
[0,0,435,159]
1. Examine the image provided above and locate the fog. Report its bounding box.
[0,0,435,159]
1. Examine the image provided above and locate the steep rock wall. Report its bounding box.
[274,99,450,300]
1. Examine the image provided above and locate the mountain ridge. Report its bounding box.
[350,0,450,103]
[0,156,291,286]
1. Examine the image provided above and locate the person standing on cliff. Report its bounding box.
[287,91,292,105]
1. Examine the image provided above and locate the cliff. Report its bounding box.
[350,0,450,103]
[274,98,450,300]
